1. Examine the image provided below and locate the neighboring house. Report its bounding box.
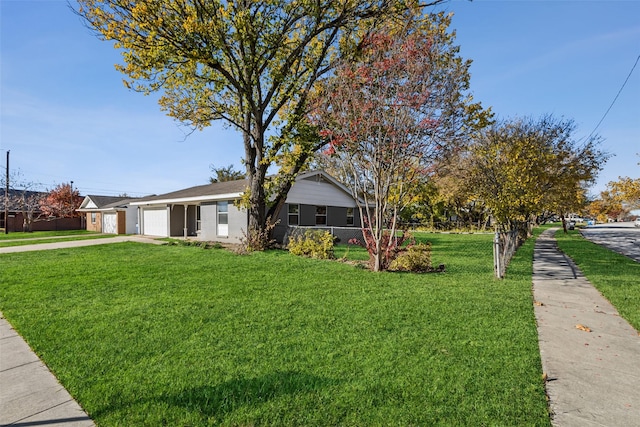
[130,170,362,244]
[77,195,139,234]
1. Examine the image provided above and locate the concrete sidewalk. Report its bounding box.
[0,313,95,426]
[533,228,640,426]
[0,235,164,254]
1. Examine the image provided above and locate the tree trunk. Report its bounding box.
[372,252,382,272]
[243,111,271,247]
[243,111,262,238]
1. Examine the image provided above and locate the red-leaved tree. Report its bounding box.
[40,183,82,219]
[310,12,490,271]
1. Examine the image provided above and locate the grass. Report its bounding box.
[0,229,97,240]
[555,229,640,331]
[0,233,550,426]
[0,234,117,248]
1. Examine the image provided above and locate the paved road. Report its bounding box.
[579,222,640,262]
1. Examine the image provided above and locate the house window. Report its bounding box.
[196,205,201,232]
[315,206,327,225]
[91,212,97,224]
[346,207,354,226]
[288,204,299,225]
[217,201,228,236]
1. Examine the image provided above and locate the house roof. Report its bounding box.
[77,195,140,212]
[0,189,46,211]
[129,170,359,207]
[88,195,130,208]
[131,179,250,206]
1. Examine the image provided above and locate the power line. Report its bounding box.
[587,54,640,141]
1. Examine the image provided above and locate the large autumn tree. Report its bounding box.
[310,13,490,271]
[588,176,640,221]
[467,115,608,233]
[606,176,640,211]
[40,183,82,219]
[75,0,444,247]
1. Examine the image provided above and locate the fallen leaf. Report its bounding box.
[534,301,544,306]
[576,324,592,332]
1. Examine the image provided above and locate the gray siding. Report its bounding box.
[273,203,362,243]
[199,203,217,240]
[170,205,185,236]
[187,205,197,236]
[299,204,317,226]
[198,200,246,244]
[286,176,356,207]
[227,201,246,243]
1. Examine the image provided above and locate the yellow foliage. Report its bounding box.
[468,116,607,225]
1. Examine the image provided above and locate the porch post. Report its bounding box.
[183,205,188,238]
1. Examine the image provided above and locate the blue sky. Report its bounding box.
[1,0,638,197]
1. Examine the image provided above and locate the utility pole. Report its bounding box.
[4,150,9,234]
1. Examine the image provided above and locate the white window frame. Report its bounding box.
[217,201,229,236]
[91,212,97,224]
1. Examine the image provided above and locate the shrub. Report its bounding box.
[241,218,278,252]
[288,229,335,259]
[164,239,219,249]
[350,228,414,271]
[389,242,434,273]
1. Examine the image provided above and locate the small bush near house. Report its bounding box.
[349,225,415,271]
[288,229,335,259]
[164,240,223,249]
[389,242,437,273]
[241,218,278,252]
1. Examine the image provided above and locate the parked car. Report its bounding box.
[634,218,640,228]
[567,220,576,230]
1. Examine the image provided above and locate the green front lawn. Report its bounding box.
[555,229,640,331]
[0,233,550,426]
[0,234,116,248]
[0,230,96,240]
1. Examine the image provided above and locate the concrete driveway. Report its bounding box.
[0,235,164,254]
[579,222,640,262]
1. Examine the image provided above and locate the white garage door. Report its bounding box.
[143,208,168,237]
[102,212,117,234]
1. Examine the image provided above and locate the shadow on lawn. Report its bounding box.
[94,370,338,421]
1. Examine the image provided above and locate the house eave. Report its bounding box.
[77,207,126,213]
[130,192,242,206]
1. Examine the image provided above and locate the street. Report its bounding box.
[579,221,640,262]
